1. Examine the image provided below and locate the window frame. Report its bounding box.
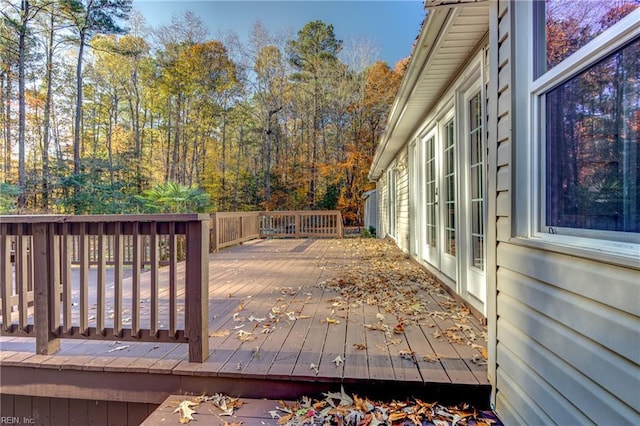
[387,163,397,239]
[514,3,640,262]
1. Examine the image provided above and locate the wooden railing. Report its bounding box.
[259,210,343,238]
[0,214,209,362]
[210,212,260,252]
[1,210,342,361]
[209,210,343,251]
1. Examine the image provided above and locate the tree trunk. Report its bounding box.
[17,0,28,209]
[233,126,242,211]
[42,9,55,211]
[73,28,87,211]
[2,69,12,182]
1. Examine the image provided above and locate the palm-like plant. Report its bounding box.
[136,181,211,213]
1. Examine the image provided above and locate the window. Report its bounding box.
[469,92,485,269]
[443,119,456,256]
[425,136,437,248]
[545,39,639,234]
[530,1,640,250]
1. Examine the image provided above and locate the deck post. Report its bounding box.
[294,212,300,238]
[32,222,61,355]
[185,216,210,362]
[0,224,12,331]
[210,213,219,253]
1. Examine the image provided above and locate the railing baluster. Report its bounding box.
[96,223,106,334]
[0,224,12,330]
[60,223,72,332]
[150,222,159,336]
[16,225,28,329]
[169,223,177,336]
[132,222,141,337]
[113,223,123,336]
[79,223,89,335]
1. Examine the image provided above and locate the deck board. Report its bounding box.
[1,238,490,405]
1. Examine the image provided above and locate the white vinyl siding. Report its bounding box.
[491,0,640,423]
[396,149,411,252]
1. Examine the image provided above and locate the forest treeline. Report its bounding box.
[0,0,410,223]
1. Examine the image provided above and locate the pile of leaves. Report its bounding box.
[172,393,243,424]
[320,239,487,352]
[271,387,501,426]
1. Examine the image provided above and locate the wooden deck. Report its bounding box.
[0,238,489,411]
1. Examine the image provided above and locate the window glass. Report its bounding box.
[469,93,484,269]
[444,120,456,256]
[425,136,437,248]
[545,37,639,233]
[545,0,638,71]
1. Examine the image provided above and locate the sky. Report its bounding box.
[131,1,426,67]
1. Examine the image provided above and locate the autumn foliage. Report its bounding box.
[0,7,409,221]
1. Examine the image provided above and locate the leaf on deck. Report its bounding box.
[107,345,130,353]
[172,400,197,424]
[236,330,257,342]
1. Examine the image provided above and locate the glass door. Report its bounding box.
[463,90,486,304]
[440,118,457,280]
[421,131,440,268]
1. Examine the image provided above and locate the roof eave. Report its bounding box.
[368,8,449,181]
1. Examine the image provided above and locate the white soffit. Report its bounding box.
[369,2,489,180]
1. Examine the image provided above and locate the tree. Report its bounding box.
[1,0,50,209]
[0,14,18,183]
[136,181,211,213]
[60,0,132,211]
[286,20,342,208]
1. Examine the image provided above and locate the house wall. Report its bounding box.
[396,149,410,253]
[377,173,388,239]
[490,1,640,423]
[363,191,378,233]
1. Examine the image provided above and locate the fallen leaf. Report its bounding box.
[107,345,129,353]
[173,400,197,424]
[353,343,367,350]
[269,410,280,419]
[248,315,266,322]
[332,355,344,366]
[236,330,257,342]
[399,349,415,361]
[209,330,231,338]
[423,353,442,362]
[326,317,340,325]
[310,363,319,373]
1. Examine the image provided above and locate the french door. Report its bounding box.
[440,117,457,280]
[421,130,440,268]
[420,117,457,281]
[461,89,486,305]
[415,90,486,308]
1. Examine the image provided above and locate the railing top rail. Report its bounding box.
[212,211,261,218]
[0,213,210,225]
[260,210,342,215]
